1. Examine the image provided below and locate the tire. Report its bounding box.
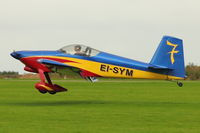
[39,90,47,94]
[49,91,56,95]
[177,82,183,87]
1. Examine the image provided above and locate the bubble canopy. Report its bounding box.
[59,44,100,57]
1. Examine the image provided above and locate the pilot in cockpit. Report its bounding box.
[74,45,87,56]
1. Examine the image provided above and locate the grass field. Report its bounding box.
[0,79,200,133]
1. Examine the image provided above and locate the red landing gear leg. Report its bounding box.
[35,69,67,94]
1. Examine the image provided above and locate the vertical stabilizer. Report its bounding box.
[150,36,186,78]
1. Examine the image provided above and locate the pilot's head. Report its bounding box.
[74,45,81,52]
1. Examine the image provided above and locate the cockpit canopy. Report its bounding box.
[59,44,100,57]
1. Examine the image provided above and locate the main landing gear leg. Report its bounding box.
[44,72,52,85]
[36,69,48,94]
[44,72,56,95]
[35,69,67,94]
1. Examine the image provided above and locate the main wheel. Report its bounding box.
[49,91,56,95]
[39,90,47,94]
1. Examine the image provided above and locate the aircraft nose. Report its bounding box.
[10,51,22,60]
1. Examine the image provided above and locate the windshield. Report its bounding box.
[59,44,100,57]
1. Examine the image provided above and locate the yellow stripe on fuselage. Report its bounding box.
[31,56,184,80]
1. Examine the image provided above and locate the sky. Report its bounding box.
[0,0,200,74]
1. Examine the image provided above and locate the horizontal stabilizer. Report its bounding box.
[148,64,173,70]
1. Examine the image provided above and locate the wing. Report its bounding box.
[38,59,71,67]
[38,58,80,76]
[38,58,99,82]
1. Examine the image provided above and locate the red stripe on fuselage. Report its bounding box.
[27,56,79,63]
[20,56,78,72]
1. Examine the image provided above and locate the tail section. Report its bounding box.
[150,36,186,79]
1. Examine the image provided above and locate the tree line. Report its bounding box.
[0,71,19,78]
[185,63,200,80]
[0,71,19,75]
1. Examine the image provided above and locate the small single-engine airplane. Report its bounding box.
[11,36,186,94]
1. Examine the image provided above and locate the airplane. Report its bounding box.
[10,36,186,94]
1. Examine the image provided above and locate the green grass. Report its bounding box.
[0,79,200,133]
